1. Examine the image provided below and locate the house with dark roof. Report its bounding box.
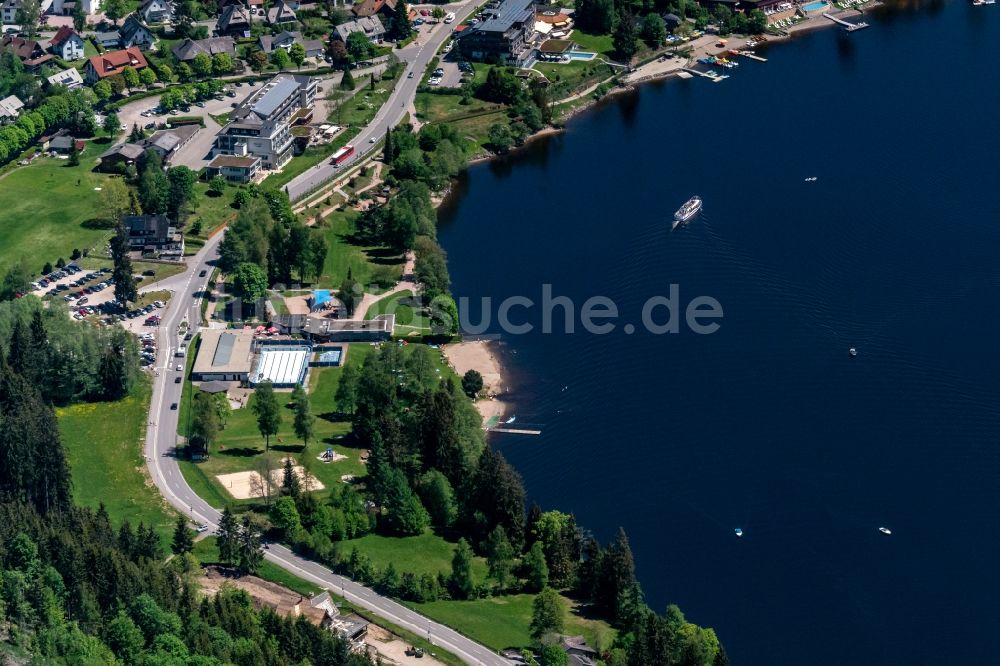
[95,31,123,49]
[98,125,198,170]
[333,15,385,44]
[1,35,55,70]
[559,636,599,666]
[351,0,396,19]
[120,15,157,50]
[217,0,253,36]
[171,36,237,61]
[1,0,22,24]
[48,26,85,60]
[456,0,537,66]
[214,73,316,170]
[266,0,297,26]
[48,132,85,154]
[139,0,173,23]
[206,154,262,183]
[84,47,148,83]
[123,214,181,252]
[97,142,145,171]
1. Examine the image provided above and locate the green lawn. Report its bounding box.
[405,594,616,652]
[445,110,510,149]
[316,209,405,290]
[414,92,499,123]
[364,290,433,336]
[0,142,115,273]
[56,378,176,540]
[568,30,615,57]
[345,531,488,580]
[190,182,237,238]
[533,60,616,100]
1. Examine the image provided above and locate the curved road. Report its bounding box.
[142,236,508,665]
[285,0,479,202]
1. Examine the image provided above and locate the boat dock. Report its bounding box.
[490,427,542,435]
[682,68,729,82]
[822,12,870,31]
[733,50,767,62]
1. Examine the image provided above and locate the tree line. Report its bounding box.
[0,297,139,404]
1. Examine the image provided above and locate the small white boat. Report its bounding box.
[734,527,743,537]
[505,416,516,424]
[804,176,818,182]
[849,347,857,357]
[878,527,891,535]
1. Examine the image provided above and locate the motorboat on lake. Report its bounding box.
[673,196,703,229]
[849,347,858,357]
[878,527,891,535]
[734,528,744,537]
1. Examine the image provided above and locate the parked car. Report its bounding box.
[199,270,207,277]
[170,403,178,410]
[175,376,182,384]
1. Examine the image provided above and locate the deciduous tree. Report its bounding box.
[530,587,565,640]
[251,381,281,451]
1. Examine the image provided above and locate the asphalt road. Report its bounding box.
[141,234,509,665]
[284,1,479,202]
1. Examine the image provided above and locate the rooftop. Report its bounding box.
[209,155,260,168]
[193,329,255,376]
[476,0,535,33]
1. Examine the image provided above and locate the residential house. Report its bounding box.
[1,0,21,24]
[333,16,385,44]
[206,154,261,184]
[559,636,599,666]
[0,95,23,123]
[456,0,537,66]
[48,26,85,60]
[1,35,55,70]
[94,31,122,49]
[120,14,156,50]
[97,142,145,171]
[301,38,324,58]
[214,73,316,170]
[51,0,102,14]
[97,125,198,170]
[84,47,149,84]
[266,0,297,26]
[256,30,299,53]
[171,36,237,61]
[139,0,172,23]
[48,131,86,154]
[122,214,183,254]
[47,67,84,88]
[351,0,396,20]
[217,0,253,36]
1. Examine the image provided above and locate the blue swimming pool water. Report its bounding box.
[802,0,828,10]
[566,51,596,60]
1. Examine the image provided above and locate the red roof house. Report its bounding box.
[84,47,148,84]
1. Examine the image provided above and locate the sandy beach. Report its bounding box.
[441,340,508,424]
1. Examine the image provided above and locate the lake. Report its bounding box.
[438,3,1000,663]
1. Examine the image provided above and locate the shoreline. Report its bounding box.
[440,339,510,425]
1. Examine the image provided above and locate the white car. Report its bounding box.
[176,364,183,371]
[369,137,376,143]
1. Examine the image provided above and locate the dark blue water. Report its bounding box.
[437,4,1000,664]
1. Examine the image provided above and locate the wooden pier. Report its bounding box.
[490,427,542,436]
[681,68,729,82]
[822,12,869,31]
[734,50,767,62]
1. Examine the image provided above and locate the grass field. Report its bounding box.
[567,30,615,57]
[0,142,114,273]
[405,593,616,652]
[56,378,176,539]
[190,182,238,238]
[316,209,405,290]
[364,290,432,336]
[533,60,615,100]
[345,531,489,580]
[414,92,499,123]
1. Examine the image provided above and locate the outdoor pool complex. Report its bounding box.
[802,0,829,11]
[251,346,310,387]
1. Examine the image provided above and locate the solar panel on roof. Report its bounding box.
[251,77,300,117]
[213,333,235,367]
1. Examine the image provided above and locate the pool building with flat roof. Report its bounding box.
[249,344,311,387]
[191,329,256,381]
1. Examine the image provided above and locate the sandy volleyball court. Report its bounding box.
[216,463,325,500]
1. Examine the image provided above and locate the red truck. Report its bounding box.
[331,144,354,166]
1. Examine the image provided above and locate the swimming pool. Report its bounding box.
[566,51,596,61]
[802,0,828,10]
